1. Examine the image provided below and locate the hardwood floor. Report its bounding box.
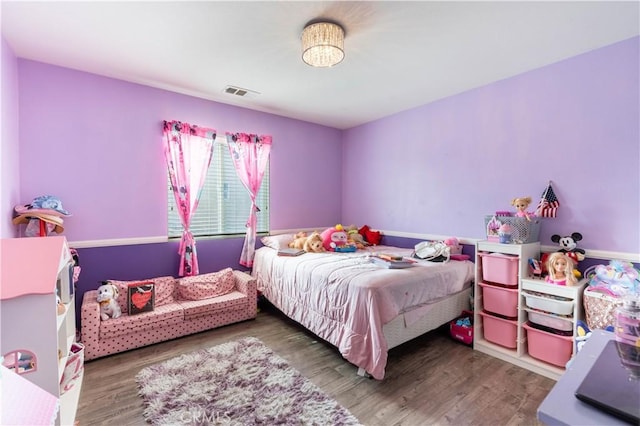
[76,303,554,425]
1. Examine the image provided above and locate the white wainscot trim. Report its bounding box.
[69,236,168,249]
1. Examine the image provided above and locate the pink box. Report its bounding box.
[450,310,474,345]
[523,322,573,367]
[480,282,518,318]
[479,252,519,286]
[480,311,518,349]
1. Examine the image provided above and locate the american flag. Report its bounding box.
[536,183,560,218]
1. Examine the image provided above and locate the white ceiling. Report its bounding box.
[2,1,638,130]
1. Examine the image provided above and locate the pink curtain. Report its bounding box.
[226,132,272,267]
[163,120,216,276]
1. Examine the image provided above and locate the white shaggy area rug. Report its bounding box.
[135,336,361,425]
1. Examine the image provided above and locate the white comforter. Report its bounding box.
[252,245,474,379]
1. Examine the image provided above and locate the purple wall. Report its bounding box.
[343,37,639,254]
[17,61,342,241]
[1,37,20,239]
[15,60,343,319]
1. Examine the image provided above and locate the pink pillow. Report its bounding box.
[108,276,176,314]
[177,268,236,301]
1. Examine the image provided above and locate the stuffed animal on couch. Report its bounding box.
[304,231,325,253]
[96,281,122,320]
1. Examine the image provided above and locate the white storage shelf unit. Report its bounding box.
[0,236,82,426]
[473,240,587,380]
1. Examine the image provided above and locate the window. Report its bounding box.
[168,139,269,238]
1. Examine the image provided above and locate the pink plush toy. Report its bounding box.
[320,224,350,251]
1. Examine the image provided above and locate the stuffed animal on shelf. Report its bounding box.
[545,252,578,286]
[511,196,534,221]
[552,232,586,263]
[96,281,122,320]
[288,231,308,250]
[303,231,325,253]
[541,232,585,278]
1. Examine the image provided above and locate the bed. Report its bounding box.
[252,244,474,380]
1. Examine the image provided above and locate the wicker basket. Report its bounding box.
[484,215,541,243]
[583,287,622,330]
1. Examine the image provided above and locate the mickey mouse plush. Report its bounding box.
[552,232,586,263]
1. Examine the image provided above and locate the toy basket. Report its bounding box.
[484,215,541,243]
[583,287,622,330]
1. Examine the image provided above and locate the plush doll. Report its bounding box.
[303,231,325,253]
[346,224,368,249]
[359,224,382,246]
[545,252,578,286]
[320,224,350,251]
[96,281,122,320]
[288,231,308,250]
[541,232,585,278]
[552,232,586,263]
[511,196,534,221]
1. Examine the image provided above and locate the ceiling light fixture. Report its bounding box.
[301,21,345,68]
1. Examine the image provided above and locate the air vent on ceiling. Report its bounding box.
[224,85,260,98]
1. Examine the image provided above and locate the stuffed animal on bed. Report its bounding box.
[321,224,351,251]
[359,224,382,245]
[96,281,122,321]
[346,224,368,249]
[304,231,325,252]
[288,231,308,250]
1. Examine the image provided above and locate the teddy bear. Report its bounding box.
[511,196,534,221]
[288,231,308,250]
[303,231,325,253]
[96,281,122,320]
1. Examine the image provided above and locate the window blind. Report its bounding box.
[168,140,269,238]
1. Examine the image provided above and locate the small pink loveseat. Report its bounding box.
[81,269,256,361]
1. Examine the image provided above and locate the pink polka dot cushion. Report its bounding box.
[107,276,177,314]
[177,268,236,301]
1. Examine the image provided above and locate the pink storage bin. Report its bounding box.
[480,282,518,318]
[450,310,474,345]
[480,311,518,349]
[479,252,519,286]
[523,322,573,367]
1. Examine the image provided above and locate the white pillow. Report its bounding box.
[261,233,295,250]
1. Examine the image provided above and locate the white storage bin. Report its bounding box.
[522,290,573,315]
[525,309,573,332]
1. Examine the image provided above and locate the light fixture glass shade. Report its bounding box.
[301,22,344,67]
